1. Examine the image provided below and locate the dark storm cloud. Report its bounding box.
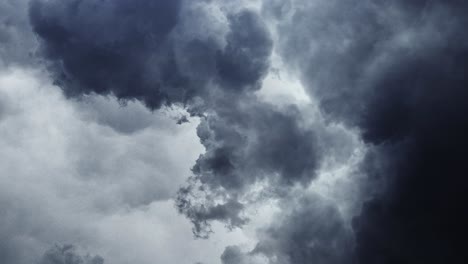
[352,15,468,264]
[39,245,104,264]
[27,0,468,263]
[177,98,319,237]
[269,0,392,125]
[31,0,321,241]
[195,100,317,190]
[269,0,468,263]
[216,11,273,90]
[222,195,354,264]
[29,0,183,109]
[29,0,272,111]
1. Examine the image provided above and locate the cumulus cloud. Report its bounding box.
[268,0,468,262]
[176,99,324,237]
[2,0,466,263]
[255,195,354,264]
[30,0,318,240]
[219,193,357,264]
[0,68,244,264]
[29,0,182,107]
[29,0,272,111]
[27,0,365,261]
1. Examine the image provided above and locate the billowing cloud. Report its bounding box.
[25,0,367,262]
[29,0,183,108]
[176,99,322,237]
[29,0,272,110]
[30,0,316,240]
[220,193,357,264]
[1,0,467,263]
[0,68,243,264]
[268,0,468,263]
[257,196,353,264]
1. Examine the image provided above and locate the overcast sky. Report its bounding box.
[1,0,467,264]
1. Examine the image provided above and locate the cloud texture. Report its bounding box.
[0,0,467,263]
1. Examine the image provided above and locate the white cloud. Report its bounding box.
[0,67,250,264]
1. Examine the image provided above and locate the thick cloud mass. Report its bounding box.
[193,102,317,192]
[216,11,272,90]
[270,0,468,263]
[29,0,272,111]
[1,0,467,263]
[219,194,356,264]
[0,68,247,264]
[177,99,319,237]
[30,0,302,240]
[252,195,354,264]
[29,0,182,108]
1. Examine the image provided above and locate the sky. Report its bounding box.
[0,0,467,263]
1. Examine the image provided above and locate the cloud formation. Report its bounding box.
[30,0,182,108]
[269,0,468,263]
[30,0,316,240]
[1,0,467,263]
[253,195,353,264]
[0,68,236,264]
[29,0,272,110]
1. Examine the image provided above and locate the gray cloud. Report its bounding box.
[29,0,273,112]
[0,0,36,68]
[29,0,183,109]
[221,194,355,264]
[176,97,323,238]
[215,11,273,90]
[0,69,231,264]
[254,196,354,264]
[39,245,104,264]
[268,0,468,263]
[3,0,464,263]
[30,0,313,241]
[28,2,363,260]
[221,246,251,264]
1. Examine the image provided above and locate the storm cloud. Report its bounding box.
[176,98,323,237]
[269,0,468,263]
[253,195,354,264]
[1,0,467,263]
[29,0,272,111]
[29,0,316,239]
[29,0,183,108]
